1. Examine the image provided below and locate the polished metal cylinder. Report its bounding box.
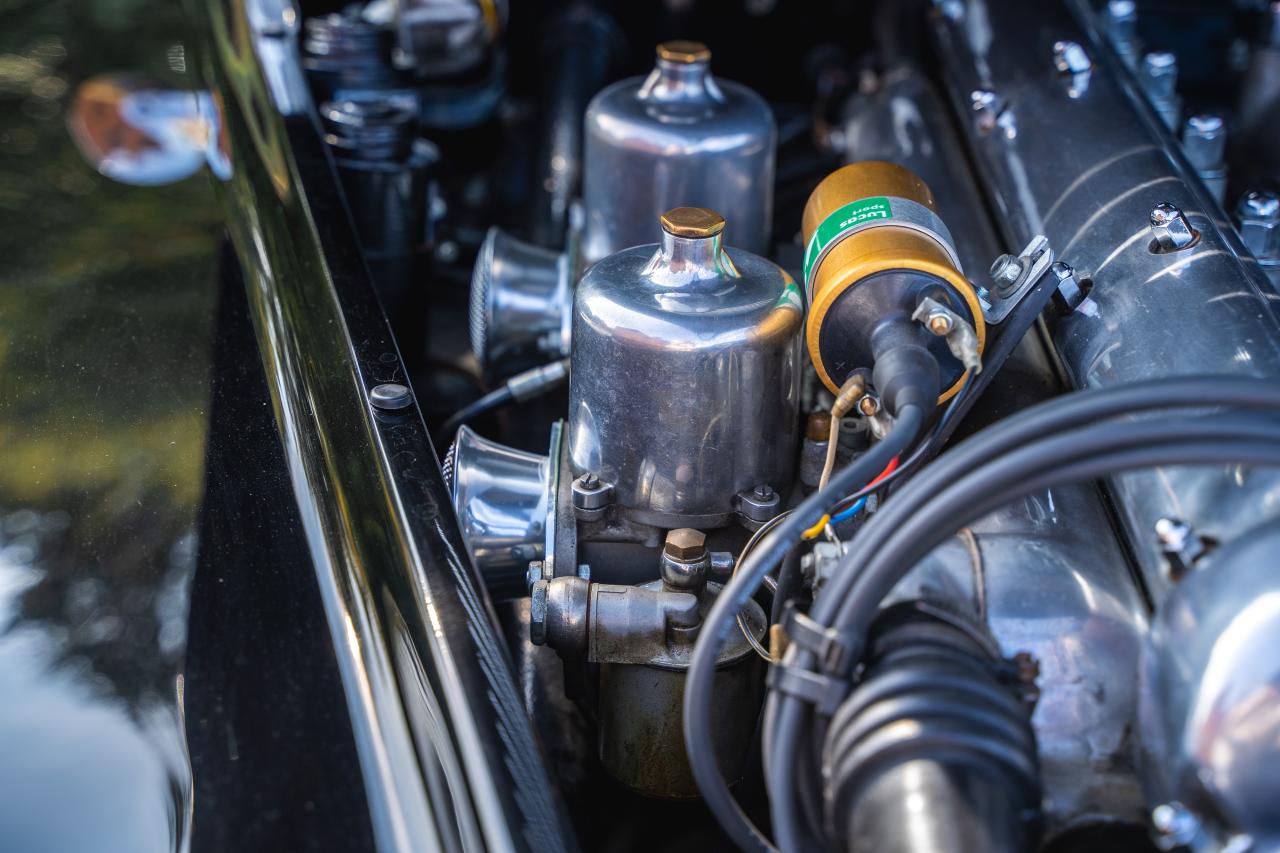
[581,41,775,264]
[568,207,802,527]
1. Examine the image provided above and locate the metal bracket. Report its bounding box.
[981,235,1055,324]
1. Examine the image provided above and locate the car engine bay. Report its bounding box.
[286,0,1280,850]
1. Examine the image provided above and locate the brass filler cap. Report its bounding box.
[656,40,711,64]
[660,206,725,239]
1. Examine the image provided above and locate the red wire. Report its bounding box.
[866,455,899,487]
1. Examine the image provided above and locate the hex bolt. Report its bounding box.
[989,253,1024,294]
[1140,51,1181,129]
[1053,40,1091,75]
[1103,0,1140,68]
[1237,190,1280,261]
[369,382,412,411]
[1149,203,1198,252]
[926,310,954,336]
[664,528,707,562]
[1104,0,1136,41]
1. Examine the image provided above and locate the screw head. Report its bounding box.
[664,528,707,562]
[926,311,954,336]
[369,382,412,410]
[753,483,774,500]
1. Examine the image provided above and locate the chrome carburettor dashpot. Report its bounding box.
[568,206,803,528]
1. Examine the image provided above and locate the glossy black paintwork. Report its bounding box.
[0,3,214,851]
[186,0,575,850]
[2,0,572,850]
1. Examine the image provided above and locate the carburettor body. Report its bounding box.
[581,41,776,264]
[568,207,803,528]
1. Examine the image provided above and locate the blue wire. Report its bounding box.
[829,495,868,524]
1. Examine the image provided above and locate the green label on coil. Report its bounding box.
[803,196,893,289]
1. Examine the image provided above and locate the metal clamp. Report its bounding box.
[781,604,862,677]
[766,660,850,716]
[981,235,1055,324]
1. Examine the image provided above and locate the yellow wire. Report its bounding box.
[801,514,831,540]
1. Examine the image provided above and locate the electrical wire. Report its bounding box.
[733,510,793,661]
[438,358,569,440]
[761,378,1280,851]
[682,405,928,853]
[818,374,868,492]
[767,425,1280,852]
[439,384,514,438]
[821,376,1280,626]
[803,453,900,539]
[816,411,842,492]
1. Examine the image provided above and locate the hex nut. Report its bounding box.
[1149,203,1198,252]
[926,311,954,336]
[530,579,549,645]
[1238,190,1280,261]
[664,528,707,562]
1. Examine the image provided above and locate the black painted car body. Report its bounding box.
[0,2,571,851]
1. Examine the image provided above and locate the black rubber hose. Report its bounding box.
[832,416,1280,632]
[683,405,928,853]
[769,415,1280,850]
